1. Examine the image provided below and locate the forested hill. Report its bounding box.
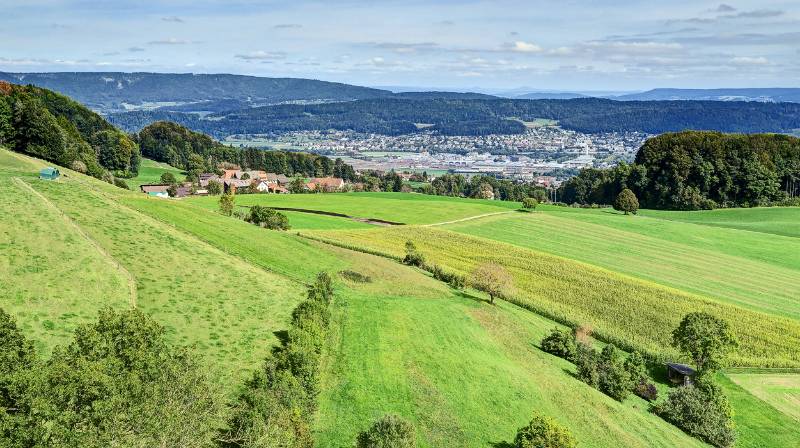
[0,81,140,179]
[110,97,800,137]
[0,72,497,114]
[559,131,800,210]
[137,121,355,179]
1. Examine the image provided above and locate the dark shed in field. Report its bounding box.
[39,167,60,180]
[666,362,696,386]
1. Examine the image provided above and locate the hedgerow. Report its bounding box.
[221,272,335,447]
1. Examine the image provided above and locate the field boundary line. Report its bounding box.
[424,210,515,227]
[13,177,138,309]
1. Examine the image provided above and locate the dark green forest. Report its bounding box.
[109,98,800,138]
[559,131,800,209]
[138,121,355,179]
[0,81,140,179]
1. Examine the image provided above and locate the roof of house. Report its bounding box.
[266,173,291,183]
[140,184,171,193]
[666,363,696,376]
[221,169,240,180]
[308,177,345,188]
[222,179,252,187]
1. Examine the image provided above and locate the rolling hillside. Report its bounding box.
[3,148,800,446]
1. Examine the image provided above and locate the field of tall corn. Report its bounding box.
[306,226,800,368]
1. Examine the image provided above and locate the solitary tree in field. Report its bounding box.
[514,412,576,448]
[672,312,737,376]
[614,188,639,215]
[522,197,538,210]
[160,172,177,185]
[219,193,234,216]
[469,262,513,305]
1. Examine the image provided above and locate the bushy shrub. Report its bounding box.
[430,264,466,289]
[522,197,538,210]
[160,172,177,184]
[403,240,425,267]
[219,193,234,216]
[654,380,736,448]
[624,351,648,385]
[614,188,639,215]
[514,412,576,448]
[575,342,599,387]
[70,160,87,173]
[339,270,372,283]
[634,381,658,402]
[206,179,222,195]
[598,345,633,401]
[356,414,416,448]
[246,205,290,230]
[540,328,577,361]
[113,177,129,190]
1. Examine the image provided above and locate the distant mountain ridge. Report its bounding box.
[0,72,495,114]
[616,88,800,103]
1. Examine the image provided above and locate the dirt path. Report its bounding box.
[423,211,515,227]
[13,177,138,309]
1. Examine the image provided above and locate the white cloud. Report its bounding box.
[509,41,543,53]
[161,16,184,23]
[148,38,193,45]
[234,50,287,61]
[731,56,769,65]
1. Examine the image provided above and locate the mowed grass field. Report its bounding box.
[306,226,800,368]
[0,150,305,388]
[443,211,800,319]
[118,191,707,447]
[641,206,800,238]
[726,372,800,422]
[5,148,800,446]
[126,157,185,189]
[187,191,519,225]
[0,154,130,354]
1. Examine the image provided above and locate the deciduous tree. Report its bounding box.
[469,262,513,304]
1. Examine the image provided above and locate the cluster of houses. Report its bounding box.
[139,169,347,198]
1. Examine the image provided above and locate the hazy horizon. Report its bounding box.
[2,0,799,91]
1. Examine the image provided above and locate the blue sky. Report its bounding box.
[1,0,798,91]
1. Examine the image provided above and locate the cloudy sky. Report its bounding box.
[1,0,798,91]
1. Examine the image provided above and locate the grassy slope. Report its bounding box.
[726,372,800,422]
[717,374,800,447]
[119,195,704,447]
[641,207,800,238]
[126,157,185,189]
[2,150,304,388]
[307,226,800,368]
[443,211,800,320]
[186,192,519,225]
[0,152,130,355]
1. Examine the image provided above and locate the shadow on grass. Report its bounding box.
[488,441,514,448]
[454,290,490,305]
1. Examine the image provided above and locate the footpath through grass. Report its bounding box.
[444,211,800,320]
[5,157,306,389]
[0,156,130,355]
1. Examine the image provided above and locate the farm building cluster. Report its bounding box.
[139,169,348,198]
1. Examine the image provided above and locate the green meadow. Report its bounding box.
[125,157,186,189]
[641,206,800,238]
[187,191,519,224]
[4,147,800,447]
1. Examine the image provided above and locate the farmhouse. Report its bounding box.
[267,173,291,185]
[222,178,251,194]
[39,167,60,180]
[666,362,696,386]
[140,184,170,198]
[306,177,345,192]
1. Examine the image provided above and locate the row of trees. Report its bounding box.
[559,131,800,210]
[0,82,140,180]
